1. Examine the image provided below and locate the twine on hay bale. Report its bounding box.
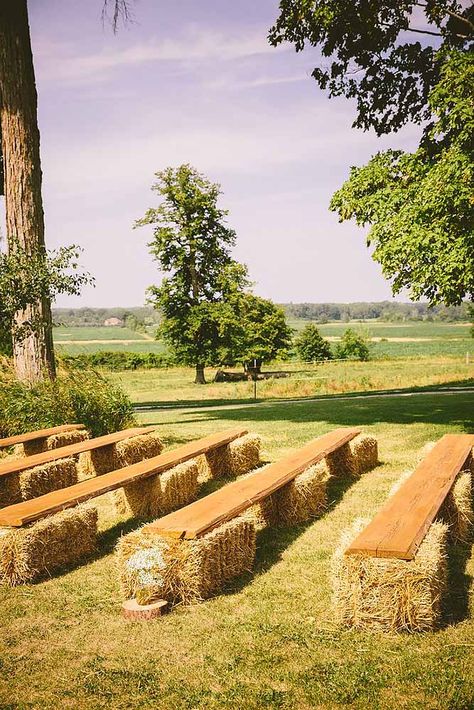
[197,434,262,481]
[116,516,256,606]
[114,459,199,520]
[0,504,98,586]
[332,518,448,633]
[439,471,473,545]
[0,458,78,507]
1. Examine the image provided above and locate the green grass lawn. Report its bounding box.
[53,326,149,342]
[110,356,474,407]
[1,391,474,709]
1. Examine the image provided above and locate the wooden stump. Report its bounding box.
[122,598,169,621]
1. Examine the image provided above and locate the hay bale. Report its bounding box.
[15,439,46,457]
[350,435,378,475]
[200,445,232,479]
[272,460,329,527]
[113,459,199,520]
[228,434,262,476]
[115,432,163,467]
[332,518,448,633]
[439,471,473,544]
[78,444,118,478]
[0,474,22,508]
[116,516,256,606]
[325,442,357,478]
[45,430,89,450]
[19,457,78,502]
[0,504,98,586]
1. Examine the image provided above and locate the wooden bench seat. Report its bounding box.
[0,427,153,479]
[0,427,248,527]
[0,424,85,450]
[346,434,474,560]
[145,427,361,540]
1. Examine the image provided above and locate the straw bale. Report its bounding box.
[228,434,262,476]
[325,442,357,478]
[271,460,329,527]
[115,432,163,467]
[350,434,378,475]
[201,444,232,479]
[438,471,473,544]
[116,516,256,606]
[78,444,118,478]
[113,478,155,519]
[19,457,78,502]
[332,518,448,633]
[0,473,22,508]
[0,504,98,586]
[45,430,89,450]
[15,439,46,457]
[241,497,278,531]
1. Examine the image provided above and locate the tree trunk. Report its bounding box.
[195,364,206,385]
[0,0,56,382]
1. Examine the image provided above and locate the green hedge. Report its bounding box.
[61,351,174,371]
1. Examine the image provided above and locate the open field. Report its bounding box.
[110,357,474,407]
[1,391,473,709]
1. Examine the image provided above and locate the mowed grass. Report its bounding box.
[110,356,474,407]
[53,326,149,342]
[1,392,473,709]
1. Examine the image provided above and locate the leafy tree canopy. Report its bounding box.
[269,0,473,135]
[335,328,371,361]
[295,323,333,362]
[330,51,473,305]
[136,165,249,383]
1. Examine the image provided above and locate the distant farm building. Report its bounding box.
[103,317,123,327]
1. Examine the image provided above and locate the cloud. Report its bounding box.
[36,26,288,84]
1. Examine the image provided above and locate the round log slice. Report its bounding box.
[122,598,169,620]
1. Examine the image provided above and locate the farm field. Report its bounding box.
[111,357,474,407]
[1,391,474,709]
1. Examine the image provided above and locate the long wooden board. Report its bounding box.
[346,434,474,560]
[0,424,85,449]
[0,427,153,479]
[146,427,361,540]
[0,427,248,527]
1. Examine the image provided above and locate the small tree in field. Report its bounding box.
[136,165,248,384]
[295,324,332,362]
[335,328,370,361]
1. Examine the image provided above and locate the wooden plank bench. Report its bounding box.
[0,426,153,480]
[0,427,248,527]
[346,433,474,560]
[0,424,86,450]
[145,427,361,539]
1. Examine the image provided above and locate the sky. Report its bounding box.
[21,0,422,307]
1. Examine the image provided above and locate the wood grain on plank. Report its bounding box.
[146,427,361,540]
[346,434,474,560]
[0,427,153,479]
[0,427,248,526]
[0,424,85,449]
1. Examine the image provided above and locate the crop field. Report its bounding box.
[2,391,474,709]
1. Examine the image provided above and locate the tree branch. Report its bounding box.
[101,0,134,33]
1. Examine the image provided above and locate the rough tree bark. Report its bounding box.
[0,0,56,382]
[195,363,206,385]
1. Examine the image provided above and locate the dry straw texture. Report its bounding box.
[332,518,448,633]
[197,434,262,481]
[350,435,378,475]
[78,444,118,479]
[116,516,256,606]
[272,460,329,526]
[326,442,358,478]
[0,458,78,507]
[115,432,163,467]
[439,471,473,544]
[46,430,90,450]
[0,504,98,586]
[114,459,199,519]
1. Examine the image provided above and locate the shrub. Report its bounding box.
[0,359,135,438]
[60,351,174,371]
[295,324,333,362]
[335,329,370,361]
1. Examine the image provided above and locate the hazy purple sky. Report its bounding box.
[23,0,421,307]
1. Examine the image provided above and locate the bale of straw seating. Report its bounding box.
[439,470,473,544]
[78,431,163,479]
[326,434,378,478]
[332,518,449,633]
[242,460,330,530]
[0,504,98,586]
[14,429,90,458]
[197,434,261,480]
[114,459,199,520]
[116,516,256,606]
[0,457,78,507]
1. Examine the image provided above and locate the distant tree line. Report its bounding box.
[281,302,471,323]
[52,306,159,329]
